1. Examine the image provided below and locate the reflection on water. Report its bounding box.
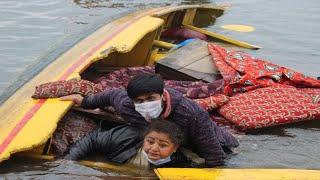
[0,158,108,179]
[227,120,320,169]
[227,121,320,169]
[181,0,212,5]
[0,157,156,179]
[73,0,213,9]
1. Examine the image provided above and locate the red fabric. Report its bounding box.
[298,88,320,103]
[52,111,97,155]
[218,86,320,130]
[33,66,224,100]
[94,66,224,99]
[165,79,224,99]
[162,27,207,40]
[93,66,155,90]
[208,44,320,96]
[194,94,229,111]
[32,79,103,99]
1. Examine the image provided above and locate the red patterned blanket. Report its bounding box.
[208,44,320,96]
[208,44,320,130]
[219,86,320,130]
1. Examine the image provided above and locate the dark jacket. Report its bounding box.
[81,88,239,167]
[64,125,201,168]
[64,125,143,163]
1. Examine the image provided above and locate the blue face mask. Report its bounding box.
[142,150,172,166]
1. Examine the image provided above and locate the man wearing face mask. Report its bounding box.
[61,73,239,167]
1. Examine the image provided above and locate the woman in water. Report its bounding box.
[64,119,203,168]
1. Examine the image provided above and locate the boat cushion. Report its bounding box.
[218,86,320,130]
[194,94,229,111]
[32,79,104,99]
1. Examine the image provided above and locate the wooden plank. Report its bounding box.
[184,55,218,74]
[156,39,209,70]
[183,24,261,50]
[156,64,198,81]
[182,8,197,25]
[156,39,221,82]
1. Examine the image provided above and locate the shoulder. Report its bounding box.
[107,89,132,105]
[174,95,205,117]
[107,88,128,97]
[110,125,144,140]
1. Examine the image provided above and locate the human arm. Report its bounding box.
[60,89,127,109]
[81,89,128,109]
[64,129,111,160]
[188,103,227,167]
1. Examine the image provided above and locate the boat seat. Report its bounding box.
[155,39,221,82]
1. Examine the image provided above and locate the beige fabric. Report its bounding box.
[127,147,205,168]
[126,148,149,168]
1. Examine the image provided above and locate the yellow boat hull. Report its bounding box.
[155,168,320,180]
[0,3,225,165]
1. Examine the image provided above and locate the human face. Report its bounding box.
[143,131,178,161]
[133,93,162,104]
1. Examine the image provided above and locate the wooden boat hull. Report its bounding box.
[155,168,320,180]
[0,4,223,162]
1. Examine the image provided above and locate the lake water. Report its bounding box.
[0,0,319,178]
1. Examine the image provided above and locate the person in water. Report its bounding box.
[61,73,239,167]
[65,119,202,168]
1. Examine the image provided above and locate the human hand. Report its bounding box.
[59,94,84,106]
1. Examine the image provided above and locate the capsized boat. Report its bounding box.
[0,4,319,179]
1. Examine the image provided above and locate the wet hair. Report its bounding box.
[144,119,184,146]
[126,73,164,99]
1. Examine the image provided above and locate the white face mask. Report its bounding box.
[134,99,163,121]
[142,150,172,166]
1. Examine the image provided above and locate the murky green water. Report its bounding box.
[0,0,319,178]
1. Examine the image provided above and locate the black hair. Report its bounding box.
[126,73,164,99]
[144,119,184,146]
